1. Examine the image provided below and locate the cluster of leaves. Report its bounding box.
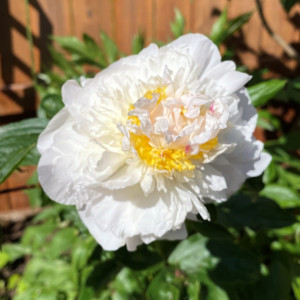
[0,194,299,299]
[0,6,299,300]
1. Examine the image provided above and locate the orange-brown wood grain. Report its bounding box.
[1,0,300,211]
[155,0,191,42]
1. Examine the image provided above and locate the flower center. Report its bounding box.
[126,88,219,173]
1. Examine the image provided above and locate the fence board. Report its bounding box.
[155,0,191,42]
[0,0,300,211]
[115,0,153,54]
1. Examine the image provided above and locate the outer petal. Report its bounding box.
[37,108,69,154]
[167,33,221,76]
[77,181,200,251]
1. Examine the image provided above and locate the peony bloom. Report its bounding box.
[37,34,271,251]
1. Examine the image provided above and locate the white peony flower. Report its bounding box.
[37,34,271,251]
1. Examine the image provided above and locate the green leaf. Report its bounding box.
[109,267,145,297]
[48,45,81,77]
[217,194,295,229]
[170,8,185,38]
[17,258,76,299]
[44,227,78,259]
[248,79,287,107]
[253,254,292,300]
[257,110,281,131]
[0,244,31,267]
[206,283,230,300]
[131,33,145,55]
[186,280,200,300]
[146,268,181,300]
[72,236,97,271]
[21,220,58,252]
[169,233,260,284]
[283,131,300,151]
[116,244,161,270]
[100,32,119,64]
[52,36,86,56]
[210,8,228,44]
[281,0,298,12]
[168,233,218,273]
[0,118,48,184]
[83,33,107,68]
[263,161,278,184]
[207,240,261,284]
[284,171,300,190]
[292,277,300,300]
[188,220,233,240]
[210,10,252,45]
[40,93,64,119]
[260,184,300,208]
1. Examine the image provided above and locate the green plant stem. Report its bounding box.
[24,0,37,86]
[255,0,300,62]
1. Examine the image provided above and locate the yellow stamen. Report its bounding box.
[128,104,140,126]
[144,87,166,105]
[190,137,218,160]
[130,132,218,172]
[127,88,218,172]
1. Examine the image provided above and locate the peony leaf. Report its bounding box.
[257,110,281,131]
[253,255,292,300]
[71,236,97,271]
[40,93,64,119]
[100,32,119,64]
[248,79,287,107]
[210,9,252,45]
[210,8,228,44]
[186,280,200,300]
[132,32,145,54]
[263,161,278,184]
[116,244,161,270]
[83,33,107,68]
[48,45,82,77]
[44,227,78,259]
[292,277,300,300]
[260,184,300,208]
[168,233,218,273]
[52,36,86,55]
[146,268,181,300]
[0,118,48,184]
[169,233,261,284]
[170,8,185,38]
[217,194,295,229]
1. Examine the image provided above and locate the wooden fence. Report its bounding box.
[0,0,299,211]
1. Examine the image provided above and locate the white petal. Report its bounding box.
[78,205,125,251]
[138,43,159,57]
[37,108,69,154]
[217,71,252,95]
[96,151,127,181]
[100,161,143,189]
[167,34,221,76]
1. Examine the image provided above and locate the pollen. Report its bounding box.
[129,131,218,173]
[130,132,195,172]
[144,87,166,104]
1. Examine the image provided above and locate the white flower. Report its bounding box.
[37,34,271,251]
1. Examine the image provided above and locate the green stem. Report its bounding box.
[24,0,37,86]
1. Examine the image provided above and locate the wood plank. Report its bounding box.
[0,180,12,212]
[71,0,114,44]
[192,0,226,36]
[114,0,153,54]
[155,0,191,42]
[6,166,36,210]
